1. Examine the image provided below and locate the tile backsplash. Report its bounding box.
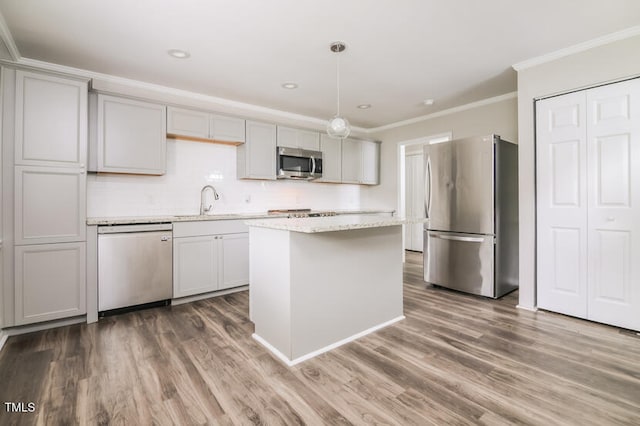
[87,139,362,217]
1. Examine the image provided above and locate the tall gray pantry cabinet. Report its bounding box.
[2,67,88,326]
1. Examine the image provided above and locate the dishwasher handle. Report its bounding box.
[98,223,173,234]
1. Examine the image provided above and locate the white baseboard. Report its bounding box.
[0,330,8,352]
[516,304,538,312]
[171,285,248,306]
[253,315,406,367]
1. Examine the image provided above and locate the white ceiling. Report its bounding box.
[1,0,639,128]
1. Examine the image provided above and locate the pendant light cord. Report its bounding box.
[336,51,340,116]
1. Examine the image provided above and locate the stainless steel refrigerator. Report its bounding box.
[423,134,518,298]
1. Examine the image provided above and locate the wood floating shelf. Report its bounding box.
[166,133,244,146]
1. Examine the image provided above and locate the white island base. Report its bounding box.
[248,218,405,366]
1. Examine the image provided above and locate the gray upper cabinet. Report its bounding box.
[317,134,342,183]
[237,120,277,180]
[167,106,209,139]
[211,114,245,143]
[166,106,245,144]
[96,94,167,175]
[341,138,380,185]
[14,70,87,168]
[276,126,320,151]
[361,140,380,185]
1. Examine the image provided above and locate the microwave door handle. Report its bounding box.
[311,156,316,175]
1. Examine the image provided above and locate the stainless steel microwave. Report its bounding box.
[276,147,323,180]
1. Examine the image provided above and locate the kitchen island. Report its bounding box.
[246,215,416,366]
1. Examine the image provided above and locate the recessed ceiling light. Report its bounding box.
[422,98,435,106]
[357,104,372,109]
[281,82,298,89]
[168,49,190,59]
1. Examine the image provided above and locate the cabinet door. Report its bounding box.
[97,95,167,175]
[14,242,86,325]
[15,166,86,244]
[297,129,320,151]
[536,92,588,318]
[276,126,298,148]
[173,235,219,298]
[220,233,249,290]
[15,70,87,167]
[317,134,342,183]
[167,106,210,139]
[211,115,245,143]
[586,78,640,331]
[238,121,276,179]
[341,138,362,184]
[361,141,380,185]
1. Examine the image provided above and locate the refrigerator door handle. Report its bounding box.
[428,232,486,243]
[424,155,432,219]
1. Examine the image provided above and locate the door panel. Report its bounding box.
[425,136,494,234]
[220,233,249,290]
[550,140,580,206]
[173,236,219,298]
[15,166,86,244]
[424,231,494,297]
[587,78,640,331]
[536,92,588,317]
[15,242,86,325]
[15,70,87,167]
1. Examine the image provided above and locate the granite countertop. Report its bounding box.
[86,209,395,226]
[245,215,427,234]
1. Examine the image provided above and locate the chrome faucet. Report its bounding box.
[200,185,220,215]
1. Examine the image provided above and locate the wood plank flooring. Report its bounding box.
[1,250,639,425]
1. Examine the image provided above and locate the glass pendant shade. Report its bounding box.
[327,115,351,139]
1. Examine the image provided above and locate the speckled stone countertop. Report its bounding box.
[86,209,395,226]
[245,215,427,233]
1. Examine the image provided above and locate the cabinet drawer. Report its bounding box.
[173,219,249,237]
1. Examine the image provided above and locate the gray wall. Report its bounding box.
[363,95,518,210]
[516,34,640,310]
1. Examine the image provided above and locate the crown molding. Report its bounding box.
[12,56,514,135]
[0,9,20,61]
[15,57,369,133]
[366,92,517,134]
[512,25,640,71]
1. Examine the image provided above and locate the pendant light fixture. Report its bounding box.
[326,41,351,139]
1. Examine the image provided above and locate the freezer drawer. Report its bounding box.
[424,230,495,297]
[98,227,173,311]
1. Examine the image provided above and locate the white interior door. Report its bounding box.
[586,78,640,331]
[404,154,424,251]
[536,92,589,318]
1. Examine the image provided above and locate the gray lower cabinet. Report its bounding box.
[237,120,276,179]
[14,242,86,326]
[173,220,249,298]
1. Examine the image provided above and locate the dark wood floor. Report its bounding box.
[1,251,639,425]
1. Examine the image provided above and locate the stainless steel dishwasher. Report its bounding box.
[98,223,173,313]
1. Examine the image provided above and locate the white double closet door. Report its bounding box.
[537,77,640,331]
